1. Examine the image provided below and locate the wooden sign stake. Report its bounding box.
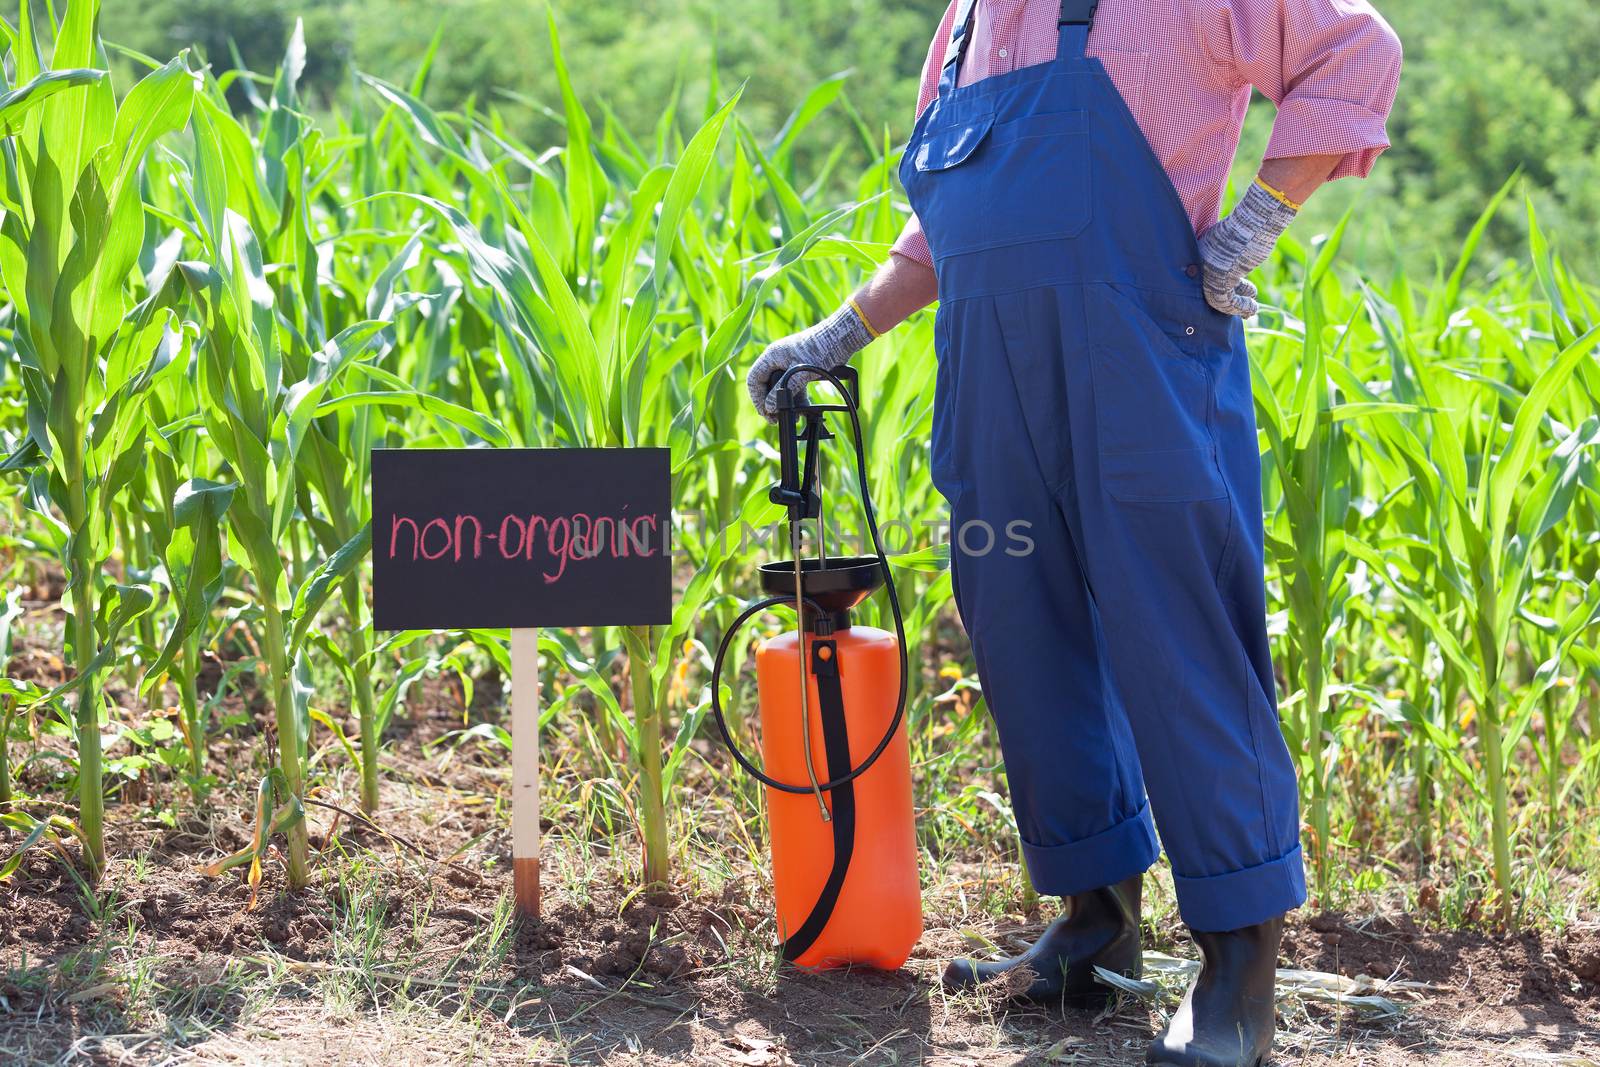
[511,627,541,919]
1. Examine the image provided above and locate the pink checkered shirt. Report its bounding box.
[891,0,1402,263]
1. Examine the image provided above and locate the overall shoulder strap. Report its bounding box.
[1059,0,1099,26]
[938,0,979,95]
[942,0,1100,95]
[1058,0,1099,57]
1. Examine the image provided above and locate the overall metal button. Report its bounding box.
[1184,263,1199,278]
[1185,326,1196,336]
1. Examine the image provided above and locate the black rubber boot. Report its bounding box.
[942,875,1142,1006]
[1146,915,1284,1067]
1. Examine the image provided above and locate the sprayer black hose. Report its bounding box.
[707,363,910,795]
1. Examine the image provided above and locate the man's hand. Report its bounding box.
[1197,180,1299,318]
[745,252,934,420]
[746,303,876,421]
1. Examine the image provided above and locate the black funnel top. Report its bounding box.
[759,556,884,628]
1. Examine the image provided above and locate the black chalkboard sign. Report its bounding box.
[371,448,672,631]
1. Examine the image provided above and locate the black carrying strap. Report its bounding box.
[780,640,857,962]
[943,0,1100,76]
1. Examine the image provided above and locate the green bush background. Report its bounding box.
[104,0,1600,274]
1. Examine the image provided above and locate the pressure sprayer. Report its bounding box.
[709,364,922,970]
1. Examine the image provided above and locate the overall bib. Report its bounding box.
[899,0,1306,932]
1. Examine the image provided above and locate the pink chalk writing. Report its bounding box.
[386,510,662,583]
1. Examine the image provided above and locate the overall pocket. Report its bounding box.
[1085,284,1226,503]
[906,110,997,260]
[906,106,1092,256]
[980,110,1091,248]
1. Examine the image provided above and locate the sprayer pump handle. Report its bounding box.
[771,363,860,413]
[771,364,853,522]
[710,363,911,796]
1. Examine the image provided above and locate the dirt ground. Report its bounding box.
[5,793,1596,1063]
[2,635,1597,1065]
[3,836,1597,1065]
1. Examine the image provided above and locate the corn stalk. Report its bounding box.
[0,0,196,872]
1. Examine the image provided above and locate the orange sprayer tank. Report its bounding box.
[755,620,921,970]
[706,364,921,970]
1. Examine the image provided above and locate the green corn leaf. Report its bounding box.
[381,190,604,444]
[0,812,87,882]
[0,67,106,138]
[1488,324,1600,550]
[545,7,604,277]
[1345,538,1484,704]
[538,629,625,728]
[1505,583,1600,754]
[36,0,115,214]
[1443,171,1518,314]
[767,71,849,164]
[281,320,390,486]
[307,706,361,771]
[289,524,372,654]
[889,543,951,573]
[359,73,473,163]
[79,54,198,348]
[143,478,236,688]
[310,387,509,446]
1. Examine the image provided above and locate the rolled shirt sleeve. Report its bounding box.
[890,1,961,268]
[1208,0,1403,180]
[890,210,934,268]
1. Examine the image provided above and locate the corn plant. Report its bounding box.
[174,222,391,887]
[1516,576,1600,840]
[0,0,197,872]
[141,477,234,798]
[1252,219,1382,897]
[172,61,390,882]
[1347,279,1600,921]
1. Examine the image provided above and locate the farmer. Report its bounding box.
[747,1,1401,1063]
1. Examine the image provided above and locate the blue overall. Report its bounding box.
[899,0,1306,932]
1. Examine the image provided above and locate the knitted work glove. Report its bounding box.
[746,302,876,421]
[1197,180,1299,318]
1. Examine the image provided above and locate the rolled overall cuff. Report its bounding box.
[1173,845,1308,932]
[1020,799,1160,897]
